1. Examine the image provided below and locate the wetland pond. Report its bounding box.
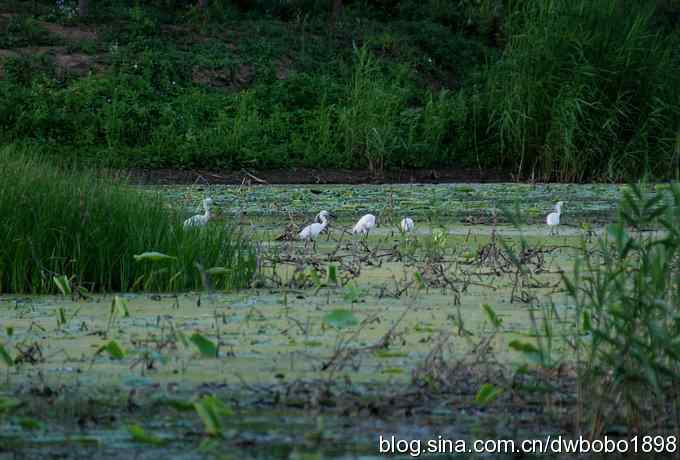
[0,182,651,459]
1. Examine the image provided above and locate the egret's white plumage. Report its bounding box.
[183,197,213,229]
[299,222,327,241]
[400,217,414,233]
[299,211,331,242]
[352,214,376,235]
[546,201,564,234]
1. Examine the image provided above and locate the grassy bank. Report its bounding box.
[0,0,679,180]
[0,145,255,294]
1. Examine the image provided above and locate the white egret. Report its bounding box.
[400,217,414,233]
[352,214,376,235]
[299,211,333,248]
[314,210,333,223]
[314,210,337,241]
[546,201,564,235]
[183,197,213,229]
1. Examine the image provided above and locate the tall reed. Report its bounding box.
[0,145,255,294]
[482,0,680,181]
[564,183,680,435]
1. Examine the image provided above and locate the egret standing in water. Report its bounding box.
[352,214,376,236]
[546,201,564,235]
[184,197,213,229]
[400,217,414,233]
[299,210,333,249]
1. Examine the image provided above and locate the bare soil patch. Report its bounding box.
[40,21,97,42]
[0,46,104,76]
[53,52,104,76]
[192,63,254,89]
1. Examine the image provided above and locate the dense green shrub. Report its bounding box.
[1,0,679,180]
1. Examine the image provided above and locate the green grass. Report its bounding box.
[562,183,680,435]
[0,0,678,180]
[0,144,256,294]
[480,0,680,182]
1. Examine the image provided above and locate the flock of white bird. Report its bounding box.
[184,196,566,239]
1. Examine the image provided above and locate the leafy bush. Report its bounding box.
[0,145,255,294]
[1,1,678,180]
[0,14,53,48]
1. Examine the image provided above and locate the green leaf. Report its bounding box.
[53,275,71,296]
[475,383,503,406]
[128,424,166,446]
[133,251,176,262]
[56,307,67,327]
[0,343,13,367]
[326,265,338,285]
[0,397,23,413]
[481,304,502,328]
[414,272,426,289]
[581,310,591,332]
[189,333,218,358]
[205,267,231,275]
[155,397,195,412]
[194,408,222,436]
[374,350,409,358]
[193,395,232,437]
[323,309,359,329]
[509,339,542,364]
[382,367,404,374]
[97,340,126,360]
[19,418,43,430]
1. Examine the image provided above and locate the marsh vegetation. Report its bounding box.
[0,145,255,294]
[2,176,680,458]
[2,0,680,457]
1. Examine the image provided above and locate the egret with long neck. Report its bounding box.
[299,210,333,249]
[400,217,414,233]
[546,201,564,235]
[184,197,213,229]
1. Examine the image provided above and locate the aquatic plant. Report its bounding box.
[564,183,680,436]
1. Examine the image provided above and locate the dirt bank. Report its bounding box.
[121,167,512,185]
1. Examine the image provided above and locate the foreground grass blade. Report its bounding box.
[0,343,13,367]
[193,395,233,437]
